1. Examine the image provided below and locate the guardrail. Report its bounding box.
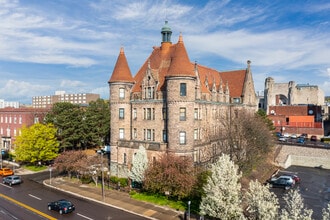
[277,139,330,149]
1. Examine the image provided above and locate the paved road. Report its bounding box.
[0,173,149,220]
[271,165,330,219]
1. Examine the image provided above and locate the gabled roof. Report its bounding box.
[131,34,248,98]
[108,47,134,83]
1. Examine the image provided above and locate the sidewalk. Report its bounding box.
[43,177,186,220]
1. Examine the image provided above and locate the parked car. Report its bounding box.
[310,135,317,142]
[0,168,14,176]
[299,133,308,138]
[279,136,287,142]
[48,199,75,214]
[267,175,295,190]
[2,175,22,186]
[296,137,305,144]
[290,134,298,139]
[285,174,301,184]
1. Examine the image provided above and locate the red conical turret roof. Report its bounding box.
[167,34,195,77]
[108,47,134,83]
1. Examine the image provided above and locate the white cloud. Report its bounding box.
[0,79,50,102]
[60,80,86,88]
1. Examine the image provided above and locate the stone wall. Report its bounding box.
[275,144,330,169]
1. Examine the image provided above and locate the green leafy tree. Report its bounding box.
[14,123,59,164]
[143,153,196,200]
[256,109,275,131]
[199,154,244,219]
[279,188,313,220]
[245,179,279,219]
[129,145,148,185]
[83,99,110,147]
[45,102,84,150]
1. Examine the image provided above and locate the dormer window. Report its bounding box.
[147,87,154,99]
[233,98,240,103]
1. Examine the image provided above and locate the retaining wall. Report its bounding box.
[275,145,330,169]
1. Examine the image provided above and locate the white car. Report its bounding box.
[279,136,287,142]
[3,175,22,186]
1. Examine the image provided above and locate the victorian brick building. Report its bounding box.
[108,22,257,176]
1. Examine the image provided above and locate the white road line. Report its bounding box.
[77,213,94,220]
[0,183,12,188]
[28,194,42,200]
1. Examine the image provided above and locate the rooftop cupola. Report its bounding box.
[161,21,172,43]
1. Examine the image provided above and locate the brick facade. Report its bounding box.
[108,22,258,177]
[0,107,49,151]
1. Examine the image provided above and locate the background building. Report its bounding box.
[264,77,324,113]
[32,91,100,108]
[264,77,325,137]
[108,22,258,177]
[0,107,49,151]
[0,99,20,109]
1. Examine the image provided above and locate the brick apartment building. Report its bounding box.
[0,107,49,151]
[32,91,100,108]
[108,21,258,177]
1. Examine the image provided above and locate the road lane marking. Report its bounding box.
[0,193,56,220]
[77,212,94,220]
[28,194,42,200]
[0,183,12,188]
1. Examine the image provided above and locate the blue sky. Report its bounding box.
[0,0,329,104]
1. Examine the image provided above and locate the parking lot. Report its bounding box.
[271,165,330,219]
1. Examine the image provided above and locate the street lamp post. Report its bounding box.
[49,167,52,185]
[188,201,191,220]
[101,153,105,201]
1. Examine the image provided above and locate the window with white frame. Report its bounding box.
[133,128,137,139]
[194,108,198,120]
[180,108,186,121]
[119,108,125,119]
[119,128,124,139]
[119,88,125,99]
[179,131,186,144]
[133,108,137,119]
[194,129,198,140]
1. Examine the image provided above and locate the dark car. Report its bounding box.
[48,199,75,214]
[267,175,295,190]
[310,135,317,142]
[2,175,22,186]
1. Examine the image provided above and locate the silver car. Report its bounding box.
[3,175,22,186]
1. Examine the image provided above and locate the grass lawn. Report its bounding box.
[22,164,48,172]
[130,192,186,211]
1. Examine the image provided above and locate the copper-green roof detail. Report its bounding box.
[161,20,172,32]
[108,47,134,83]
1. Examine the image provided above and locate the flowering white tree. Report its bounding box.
[280,188,313,220]
[129,145,148,184]
[322,203,330,220]
[199,154,245,219]
[245,179,279,219]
